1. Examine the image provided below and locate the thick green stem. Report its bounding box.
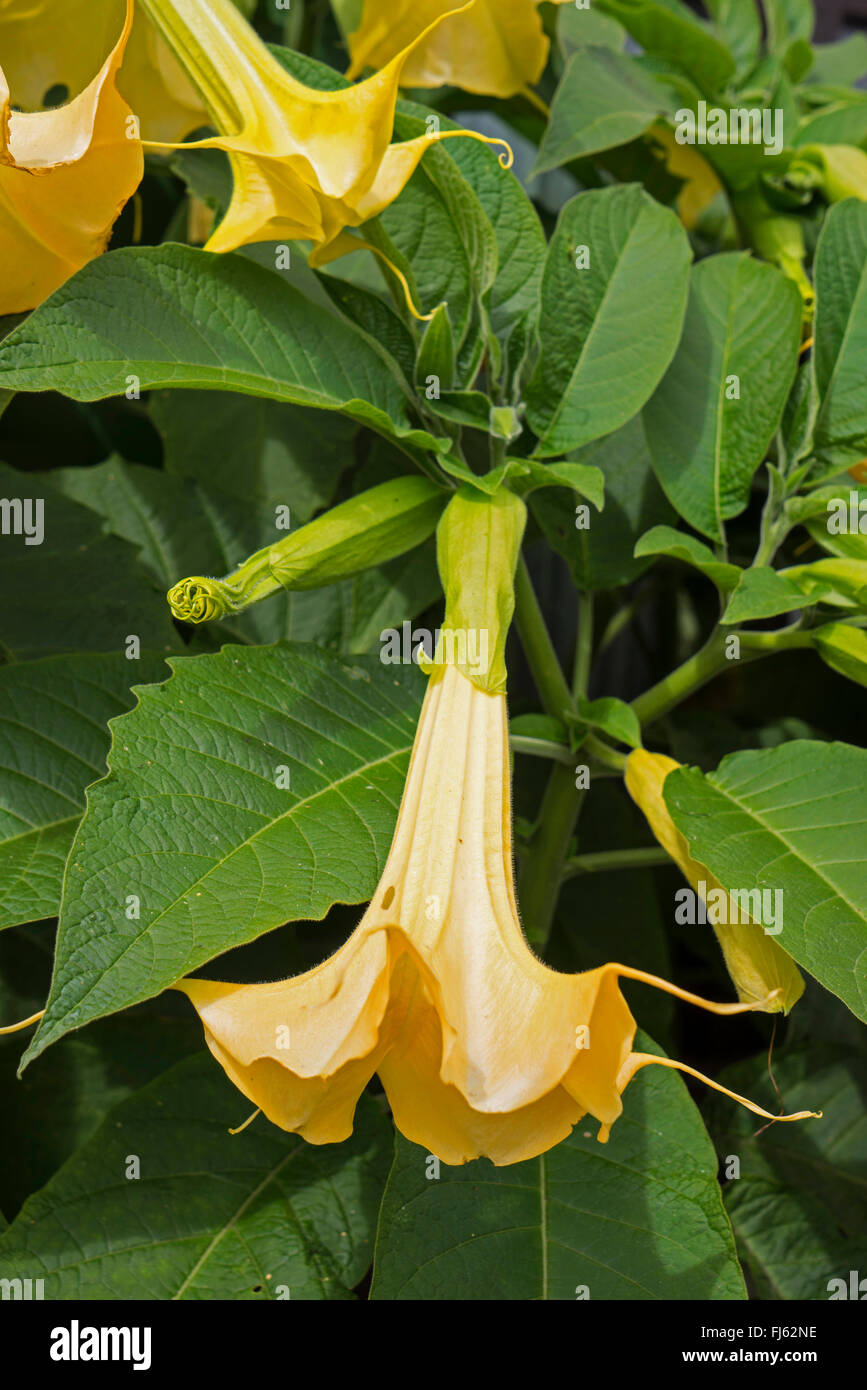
[514,558,583,951]
[631,623,814,727]
[514,556,573,719]
[563,847,670,880]
[573,591,594,696]
[520,765,584,950]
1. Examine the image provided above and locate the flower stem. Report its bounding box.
[514,558,583,951]
[573,591,594,697]
[520,763,583,950]
[514,556,573,720]
[562,847,671,880]
[630,622,815,727]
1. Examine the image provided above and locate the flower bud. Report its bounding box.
[168,476,446,623]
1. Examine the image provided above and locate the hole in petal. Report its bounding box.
[381,886,395,910]
[42,83,70,108]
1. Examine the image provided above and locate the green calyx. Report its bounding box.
[167,476,446,624]
[422,485,527,694]
[787,144,867,204]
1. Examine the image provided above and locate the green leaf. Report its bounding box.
[21,644,425,1067]
[813,623,867,687]
[384,118,498,384]
[705,0,762,75]
[535,47,671,174]
[370,1034,745,1300]
[634,524,742,590]
[570,696,642,750]
[0,1054,390,1299]
[0,1006,201,1221]
[707,1044,866,1300]
[532,416,675,590]
[807,35,867,87]
[438,456,605,510]
[763,0,815,50]
[151,391,352,530]
[794,100,867,148]
[317,273,417,386]
[396,99,546,380]
[811,201,867,474]
[643,254,802,541]
[0,653,168,932]
[0,464,180,661]
[527,185,692,458]
[595,0,736,94]
[805,487,867,562]
[720,565,829,623]
[0,246,442,461]
[558,3,626,54]
[664,743,867,1020]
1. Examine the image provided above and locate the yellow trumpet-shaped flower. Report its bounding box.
[175,665,816,1165]
[346,0,574,99]
[0,0,143,315]
[173,491,816,1166]
[139,0,512,267]
[625,750,805,1013]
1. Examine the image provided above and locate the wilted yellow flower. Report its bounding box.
[346,0,573,98]
[625,750,805,1013]
[173,492,816,1165]
[139,0,511,268]
[0,0,143,315]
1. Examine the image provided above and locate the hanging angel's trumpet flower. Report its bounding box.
[346,0,574,100]
[172,487,818,1165]
[0,0,143,315]
[625,750,805,1014]
[167,476,446,623]
[137,0,512,273]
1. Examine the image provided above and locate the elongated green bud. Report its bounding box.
[168,476,446,623]
[421,485,527,694]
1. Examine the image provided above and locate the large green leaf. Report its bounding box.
[0,246,441,459]
[0,652,168,932]
[707,1044,867,1300]
[0,463,180,660]
[643,255,802,541]
[383,121,498,386]
[0,1002,200,1221]
[527,186,692,458]
[0,1053,390,1299]
[532,417,676,590]
[536,47,671,174]
[665,742,867,1020]
[370,1034,744,1300]
[152,390,353,526]
[595,0,736,94]
[21,644,425,1067]
[634,524,741,590]
[811,201,867,474]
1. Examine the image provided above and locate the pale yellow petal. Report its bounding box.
[379,958,584,1166]
[348,0,551,98]
[625,749,805,1012]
